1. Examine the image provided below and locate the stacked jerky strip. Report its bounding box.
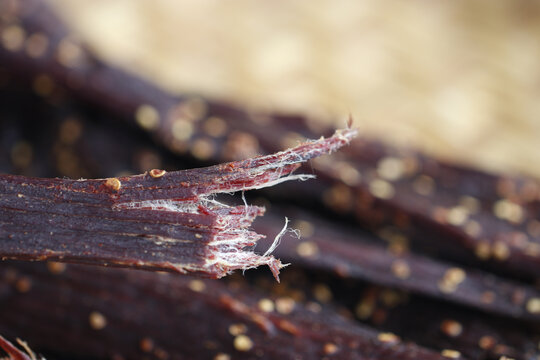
[357,287,540,360]
[244,267,539,360]
[3,0,539,281]
[253,209,540,323]
[0,261,452,360]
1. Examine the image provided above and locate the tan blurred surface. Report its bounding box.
[49,0,540,177]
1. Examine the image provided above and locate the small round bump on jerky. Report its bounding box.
[377,332,400,343]
[89,311,107,330]
[214,354,231,360]
[440,319,463,337]
[391,260,411,279]
[257,298,274,312]
[233,335,253,352]
[478,335,495,350]
[275,297,295,314]
[149,169,166,178]
[135,105,160,131]
[188,280,206,292]
[105,178,121,191]
[228,323,247,336]
[140,337,154,352]
[526,297,540,314]
[323,343,338,355]
[441,349,461,358]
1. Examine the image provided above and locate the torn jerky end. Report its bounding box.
[196,128,357,281]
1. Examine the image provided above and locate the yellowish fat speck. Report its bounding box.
[369,179,395,199]
[478,335,495,349]
[15,277,31,293]
[377,157,405,181]
[233,334,253,352]
[191,138,215,160]
[323,343,338,355]
[464,220,482,237]
[440,319,463,337]
[475,241,491,260]
[441,349,461,358]
[140,337,154,352]
[526,298,540,314]
[438,268,466,294]
[203,116,227,137]
[135,105,160,131]
[2,25,25,51]
[47,261,66,274]
[334,161,362,186]
[293,220,315,238]
[228,323,247,336]
[296,241,319,258]
[188,279,206,292]
[493,199,524,224]
[214,353,231,360]
[275,297,295,314]
[171,118,193,141]
[492,241,510,261]
[446,268,466,284]
[194,233,203,239]
[391,260,411,279]
[105,178,122,191]
[447,206,469,226]
[377,332,400,343]
[257,298,275,313]
[59,118,83,144]
[89,311,107,330]
[149,169,166,178]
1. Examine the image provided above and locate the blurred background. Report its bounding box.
[48,0,540,177]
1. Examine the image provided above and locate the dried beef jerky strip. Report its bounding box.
[0,262,454,360]
[0,129,356,279]
[331,138,540,281]
[353,286,540,360]
[253,208,540,322]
